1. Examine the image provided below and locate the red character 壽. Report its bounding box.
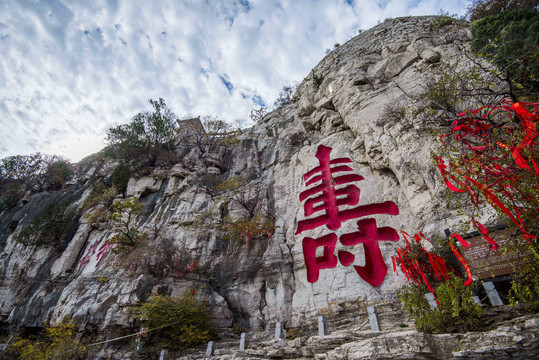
[297,145,399,286]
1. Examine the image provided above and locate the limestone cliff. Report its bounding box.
[0,15,504,352]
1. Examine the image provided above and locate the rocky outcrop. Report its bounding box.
[1,15,522,358]
[146,314,537,359]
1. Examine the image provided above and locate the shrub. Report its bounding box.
[221,214,275,243]
[471,9,539,96]
[311,70,323,88]
[107,197,146,251]
[398,275,483,334]
[507,241,539,312]
[44,160,73,190]
[7,317,87,360]
[1,153,73,192]
[17,196,77,246]
[111,162,132,196]
[0,182,23,211]
[274,85,296,107]
[83,184,118,227]
[106,98,178,169]
[467,0,539,21]
[286,327,304,340]
[429,14,455,30]
[131,291,215,350]
[249,107,267,123]
[120,236,198,279]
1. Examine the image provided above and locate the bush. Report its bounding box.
[7,317,87,360]
[507,241,539,312]
[221,214,275,243]
[471,9,539,96]
[106,98,178,169]
[119,236,198,279]
[273,85,296,107]
[249,107,267,123]
[44,160,73,190]
[107,197,146,251]
[132,291,215,350]
[111,162,132,195]
[83,183,118,226]
[399,275,483,334]
[0,153,73,192]
[311,70,323,88]
[467,0,539,21]
[0,182,23,211]
[17,196,77,246]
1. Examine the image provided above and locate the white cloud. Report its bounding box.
[0,0,469,162]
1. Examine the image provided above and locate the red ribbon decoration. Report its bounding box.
[449,234,472,287]
[471,218,499,250]
[436,157,465,192]
[437,100,539,245]
[510,102,539,174]
[392,232,452,304]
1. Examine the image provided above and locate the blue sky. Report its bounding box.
[0,0,469,162]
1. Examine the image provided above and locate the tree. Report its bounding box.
[17,196,77,246]
[131,290,215,350]
[111,162,132,196]
[105,98,178,170]
[471,9,539,97]
[398,275,482,334]
[7,317,87,360]
[273,85,296,107]
[467,0,539,21]
[434,100,539,309]
[392,11,539,326]
[44,159,73,191]
[436,100,539,242]
[108,197,146,250]
[0,153,73,193]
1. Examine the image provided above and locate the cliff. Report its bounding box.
[1,16,535,359]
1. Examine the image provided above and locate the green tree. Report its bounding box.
[111,162,132,196]
[17,196,77,246]
[105,98,178,170]
[132,291,215,350]
[398,275,483,334]
[108,197,146,250]
[44,159,73,191]
[471,9,539,97]
[467,0,539,21]
[0,153,73,193]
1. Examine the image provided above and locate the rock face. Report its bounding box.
[0,15,517,357]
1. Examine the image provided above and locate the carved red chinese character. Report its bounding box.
[295,145,398,235]
[339,218,399,286]
[296,145,400,287]
[303,233,338,283]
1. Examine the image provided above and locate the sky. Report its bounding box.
[0,0,470,162]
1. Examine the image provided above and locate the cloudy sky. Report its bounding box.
[0,0,469,162]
